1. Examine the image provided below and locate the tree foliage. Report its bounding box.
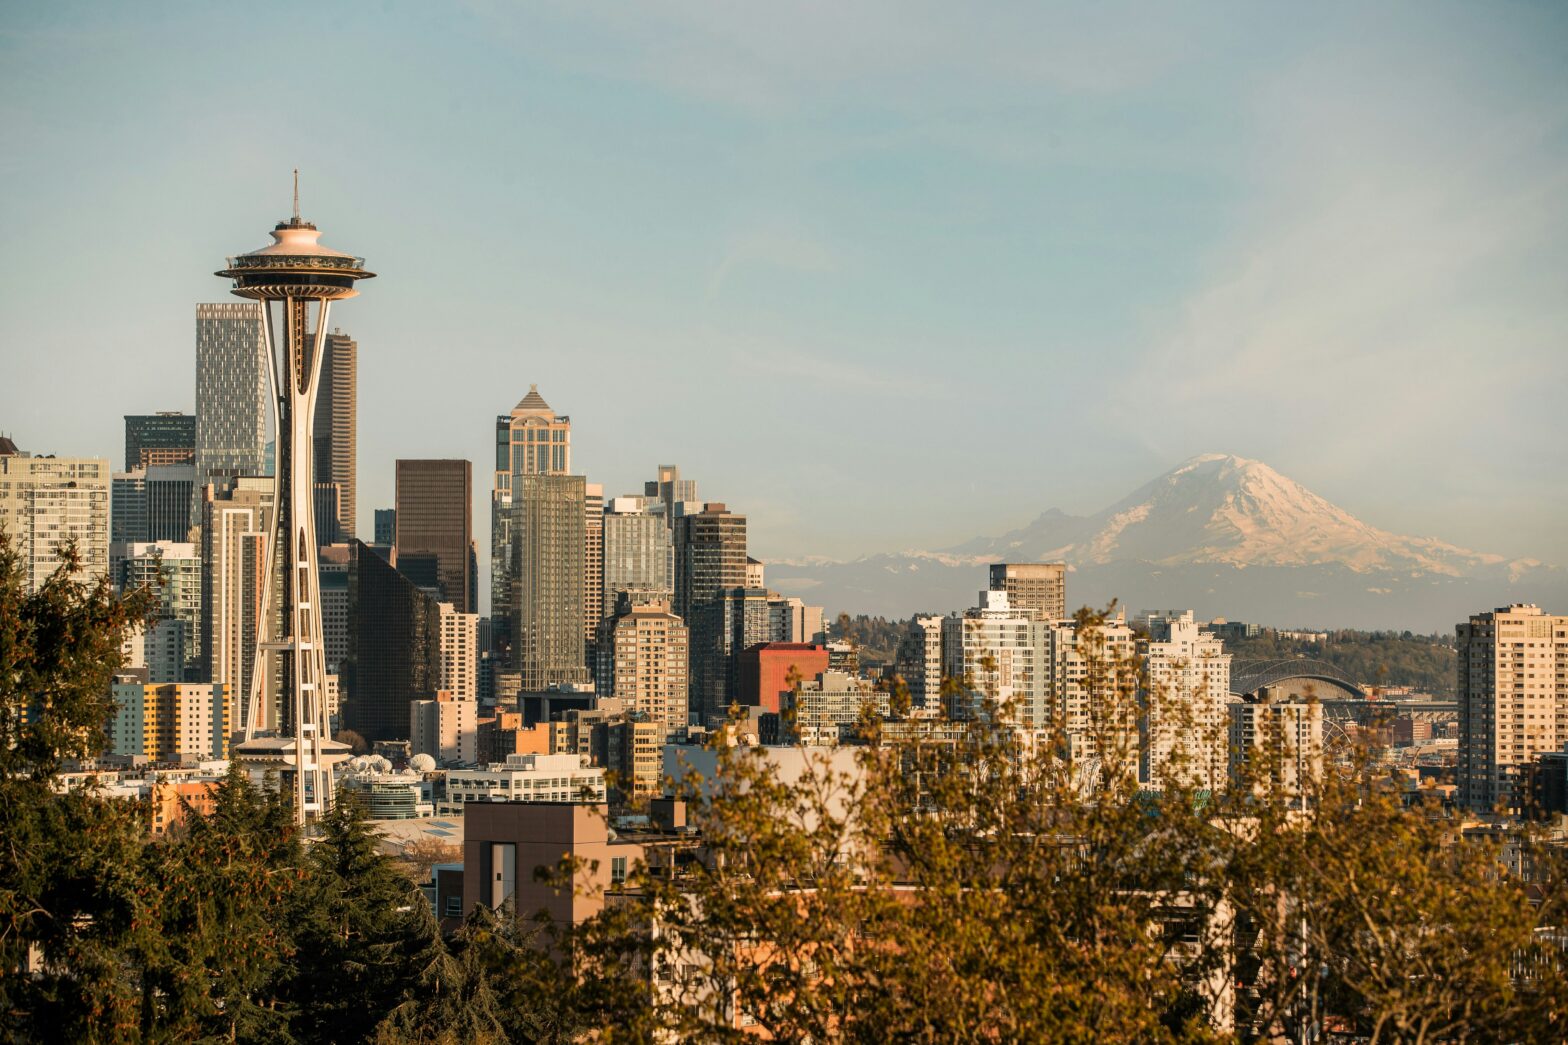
[2,536,1564,1042]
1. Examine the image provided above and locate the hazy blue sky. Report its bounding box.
[3,2,1565,603]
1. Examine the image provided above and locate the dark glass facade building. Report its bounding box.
[344,539,442,744]
[394,459,474,612]
[124,412,196,470]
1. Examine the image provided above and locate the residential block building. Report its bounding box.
[108,681,231,762]
[988,561,1067,622]
[1140,611,1231,792]
[1458,604,1568,812]
[0,439,109,593]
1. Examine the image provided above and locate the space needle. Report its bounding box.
[218,174,373,825]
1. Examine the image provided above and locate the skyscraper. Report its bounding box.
[124,412,196,470]
[111,471,148,544]
[602,496,674,613]
[1458,604,1568,812]
[115,540,203,681]
[438,601,480,701]
[673,503,747,625]
[395,459,474,613]
[200,476,274,732]
[113,465,196,545]
[583,483,604,646]
[605,598,689,738]
[492,385,571,641]
[510,473,590,691]
[988,562,1067,621]
[373,508,396,546]
[645,464,697,528]
[312,328,356,540]
[691,586,777,727]
[344,540,442,745]
[145,464,196,541]
[193,302,268,517]
[0,438,109,592]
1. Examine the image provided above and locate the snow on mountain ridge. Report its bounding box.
[953,454,1504,575]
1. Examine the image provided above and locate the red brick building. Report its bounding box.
[738,642,830,714]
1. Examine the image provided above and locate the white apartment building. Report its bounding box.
[410,692,479,766]
[437,601,480,700]
[908,615,945,710]
[1458,604,1568,812]
[0,443,110,592]
[1140,611,1232,791]
[1228,690,1323,805]
[783,670,890,745]
[443,752,607,812]
[607,600,690,738]
[1043,611,1139,779]
[941,591,1050,727]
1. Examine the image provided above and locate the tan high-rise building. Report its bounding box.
[607,598,690,738]
[493,386,571,636]
[584,483,604,645]
[0,439,109,592]
[396,459,474,613]
[201,477,275,732]
[312,329,356,540]
[1459,604,1568,812]
[511,473,590,691]
[437,601,480,700]
[988,562,1067,621]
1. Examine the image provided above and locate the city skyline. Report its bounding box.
[3,3,1566,582]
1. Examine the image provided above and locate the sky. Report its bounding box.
[3,1,1566,613]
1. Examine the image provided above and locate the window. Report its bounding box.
[444,895,461,918]
[611,856,627,885]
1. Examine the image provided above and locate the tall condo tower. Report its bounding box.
[216,178,374,825]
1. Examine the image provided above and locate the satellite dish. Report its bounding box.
[410,753,436,773]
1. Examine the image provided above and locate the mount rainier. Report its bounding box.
[764,454,1562,632]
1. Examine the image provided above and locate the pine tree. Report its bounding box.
[0,533,155,1040]
[372,902,506,1044]
[132,765,303,1041]
[285,792,440,1042]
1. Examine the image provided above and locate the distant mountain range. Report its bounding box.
[764,454,1565,632]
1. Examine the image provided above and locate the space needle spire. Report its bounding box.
[217,176,374,825]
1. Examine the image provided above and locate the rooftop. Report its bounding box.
[512,384,554,415]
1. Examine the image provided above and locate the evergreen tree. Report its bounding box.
[0,533,154,1040]
[372,902,506,1044]
[132,765,302,1041]
[285,792,441,1043]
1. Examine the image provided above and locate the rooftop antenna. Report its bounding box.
[292,168,300,223]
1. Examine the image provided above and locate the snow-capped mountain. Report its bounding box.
[952,454,1502,575]
[764,454,1562,631]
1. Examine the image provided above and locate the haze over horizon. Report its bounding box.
[4,1,1565,612]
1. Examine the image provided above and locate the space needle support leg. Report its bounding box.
[246,298,283,742]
